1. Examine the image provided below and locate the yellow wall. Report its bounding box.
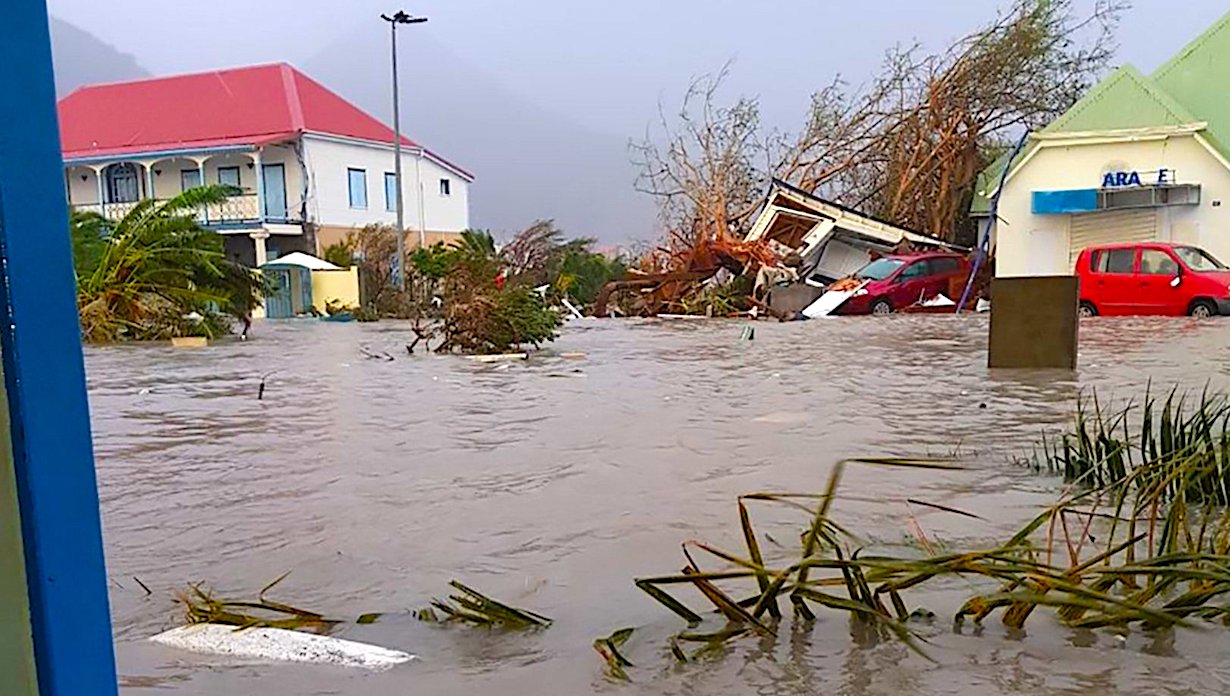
[311,267,360,312]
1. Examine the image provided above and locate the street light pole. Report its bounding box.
[381,10,427,291]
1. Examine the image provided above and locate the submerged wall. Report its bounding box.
[311,267,361,312]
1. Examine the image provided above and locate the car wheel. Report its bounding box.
[871,299,893,316]
[1189,300,1217,319]
[1078,302,1098,318]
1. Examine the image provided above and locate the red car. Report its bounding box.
[1076,242,1230,318]
[836,252,970,315]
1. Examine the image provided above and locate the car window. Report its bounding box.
[855,258,905,281]
[1093,248,1135,274]
[898,261,929,280]
[927,257,960,275]
[1175,246,1228,272]
[1139,249,1179,276]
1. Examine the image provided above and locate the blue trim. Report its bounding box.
[64,143,255,166]
[0,3,118,695]
[1032,189,1098,215]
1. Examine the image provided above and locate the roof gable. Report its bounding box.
[1042,65,1198,134]
[1152,10,1230,156]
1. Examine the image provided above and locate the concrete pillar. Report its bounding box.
[94,166,105,214]
[250,231,269,266]
[144,163,154,201]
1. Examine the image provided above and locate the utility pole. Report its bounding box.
[381,10,427,290]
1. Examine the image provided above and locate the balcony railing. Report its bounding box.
[70,194,297,228]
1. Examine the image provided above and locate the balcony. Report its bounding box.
[65,152,304,232]
[71,193,303,230]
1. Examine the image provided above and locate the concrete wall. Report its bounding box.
[301,134,470,233]
[149,157,200,199]
[997,135,1230,276]
[65,165,99,206]
[202,153,256,191]
[311,267,360,311]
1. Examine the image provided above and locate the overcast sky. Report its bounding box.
[43,1,1230,140]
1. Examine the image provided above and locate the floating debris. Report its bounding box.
[426,581,551,629]
[467,353,530,363]
[149,624,413,670]
[592,627,635,681]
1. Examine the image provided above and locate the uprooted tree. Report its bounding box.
[632,0,1127,247]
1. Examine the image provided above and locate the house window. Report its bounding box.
[217,166,241,188]
[384,172,398,212]
[439,178,451,196]
[348,168,368,209]
[180,168,202,192]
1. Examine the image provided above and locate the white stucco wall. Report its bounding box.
[996,135,1230,277]
[300,134,470,232]
[65,166,99,205]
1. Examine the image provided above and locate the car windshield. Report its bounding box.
[1175,246,1228,272]
[855,258,905,281]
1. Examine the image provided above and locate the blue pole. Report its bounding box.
[0,3,118,695]
[956,131,1031,313]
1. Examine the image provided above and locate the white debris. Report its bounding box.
[802,283,866,319]
[149,624,414,671]
[921,294,956,307]
[467,353,529,363]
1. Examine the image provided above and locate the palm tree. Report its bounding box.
[73,185,264,342]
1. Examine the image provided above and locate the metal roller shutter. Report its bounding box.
[1068,209,1158,269]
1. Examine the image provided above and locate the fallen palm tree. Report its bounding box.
[616,387,1230,675]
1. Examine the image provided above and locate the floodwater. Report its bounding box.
[88,316,1230,695]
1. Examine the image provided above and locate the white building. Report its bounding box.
[58,62,473,265]
[976,12,1230,277]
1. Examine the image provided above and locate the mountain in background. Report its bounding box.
[48,17,150,96]
[302,24,655,243]
[44,18,655,243]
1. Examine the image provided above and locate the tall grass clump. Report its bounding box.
[621,394,1230,676]
[1026,386,1230,505]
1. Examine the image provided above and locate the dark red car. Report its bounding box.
[835,252,971,315]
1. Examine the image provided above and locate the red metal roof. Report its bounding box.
[57,63,470,178]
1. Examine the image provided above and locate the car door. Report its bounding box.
[1136,247,1185,316]
[925,256,963,300]
[890,260,931,307]
[1088,247,1138,315]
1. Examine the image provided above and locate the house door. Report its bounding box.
[105,163,140,203]
[262,164,288,220]
[263,267,294,319]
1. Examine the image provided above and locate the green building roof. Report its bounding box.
[971,10,1230,215]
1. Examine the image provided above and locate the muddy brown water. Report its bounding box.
[89,316,1230,695]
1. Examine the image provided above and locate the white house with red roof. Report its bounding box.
[58,63,473,266]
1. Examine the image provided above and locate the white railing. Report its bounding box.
[71,194,279,227]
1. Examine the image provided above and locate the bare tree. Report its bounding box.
[631,64,771,252]
[634,0,1128,248]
